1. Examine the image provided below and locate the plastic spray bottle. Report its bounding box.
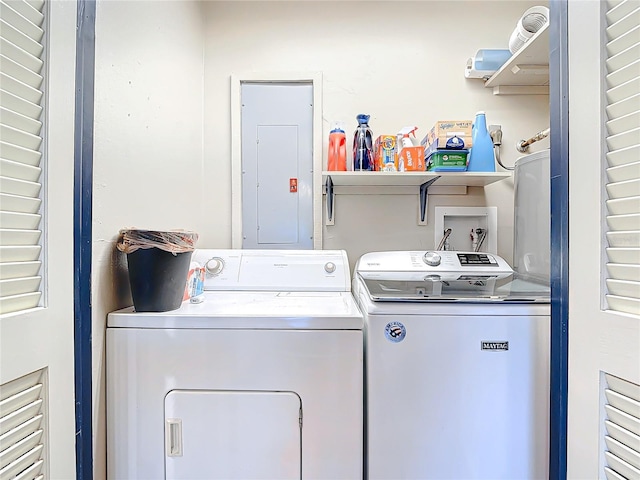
[397,126,423,171]
[353,114,374,171]
[398,126,419,151]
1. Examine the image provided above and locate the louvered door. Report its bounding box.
[0,370,46,480]
[0,0,45,314]
[604,0,640,316]
[0,0,77,478]
[603,374,640,479]
[601,2,640,475]
[567,0,640,477]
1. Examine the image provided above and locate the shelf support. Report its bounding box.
[325,175,335,225]
[419,176,440,225]
[491,85,549,95]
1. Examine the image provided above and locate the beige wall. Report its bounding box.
[202,0,550,269]
[92,1,206,477]
[92,1,549,477]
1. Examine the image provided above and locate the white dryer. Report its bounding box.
[107,249,364,480]
[353,250,550,480]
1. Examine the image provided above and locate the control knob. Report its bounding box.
[324,262,336,274]
[423,251,441,267]
[205,257,225,276]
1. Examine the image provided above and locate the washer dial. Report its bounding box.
[423,251,442,267]
[324,262,336,274]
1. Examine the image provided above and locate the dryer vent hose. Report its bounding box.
[517,127,550,153]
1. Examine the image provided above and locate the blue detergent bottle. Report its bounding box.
[467,111,496,172]
[353,114,374,171]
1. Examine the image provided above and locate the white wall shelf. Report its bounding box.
[483,22,550,95]
[322,171,511,225]
[322,171,510,187]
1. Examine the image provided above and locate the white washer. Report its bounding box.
[107,249,363,480]
[353,250,550,480]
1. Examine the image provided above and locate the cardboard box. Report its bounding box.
[398,146,425,171]
[421,120,473,159]
[426,149,469,172]
[374,135,398,171]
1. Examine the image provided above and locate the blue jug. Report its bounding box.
[467,111,496,172]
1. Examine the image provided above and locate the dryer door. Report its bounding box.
[165,390,302,479]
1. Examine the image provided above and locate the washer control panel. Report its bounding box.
[357,251,512,274]
[456,253,499,266]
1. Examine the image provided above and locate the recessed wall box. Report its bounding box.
[434,206,498,253]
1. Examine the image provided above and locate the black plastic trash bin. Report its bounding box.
[117,229,198,312]
[126,248,192,312]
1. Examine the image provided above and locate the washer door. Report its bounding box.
[165,390,302,479]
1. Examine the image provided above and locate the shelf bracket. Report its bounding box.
[419,177,440,225]
[325,175,335,225]
[491,85,549,96]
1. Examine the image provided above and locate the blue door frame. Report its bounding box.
[71,1,570,479]
[548,1,569,479]
[74,0,95,479]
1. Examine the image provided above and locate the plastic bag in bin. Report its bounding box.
[116,229,199,255]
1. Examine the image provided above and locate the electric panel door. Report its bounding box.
[241,83,313,249]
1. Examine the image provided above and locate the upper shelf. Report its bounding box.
[321,171,511,225]
[322,171,511,188]
[484,22,550,95]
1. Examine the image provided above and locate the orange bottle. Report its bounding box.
[328,124,347,171]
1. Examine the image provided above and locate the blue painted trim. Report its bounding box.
[74,1,95,479]
[548,1,569,479]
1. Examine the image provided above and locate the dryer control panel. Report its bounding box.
[190,249,352,292]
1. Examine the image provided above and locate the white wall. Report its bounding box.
[202,0,550,269]
[92,1,206,477]
[92,1,549,478]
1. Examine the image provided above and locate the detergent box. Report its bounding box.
[398,146,425,171]
[426,149,469,172]
[374,135,398,171]
[421,120,473,159]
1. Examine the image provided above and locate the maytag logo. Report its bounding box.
[481,341,509,351]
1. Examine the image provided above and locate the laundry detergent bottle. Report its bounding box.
[467,111,496,172]
[328,122,347,171]
[353,114,374,171]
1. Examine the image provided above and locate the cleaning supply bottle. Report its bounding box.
[397,126,424,171]
[353,114,374,171]
[467,111,496,172]
[398,126,418,151]
[328,122,347,171]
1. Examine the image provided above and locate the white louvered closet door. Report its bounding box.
[603,374,640,480]
[0,370,46,480]
[602,2,640,478]
[0,0,45,314]
[604,0,640,316]
[0,0,77,478]
[567,0,640,477]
